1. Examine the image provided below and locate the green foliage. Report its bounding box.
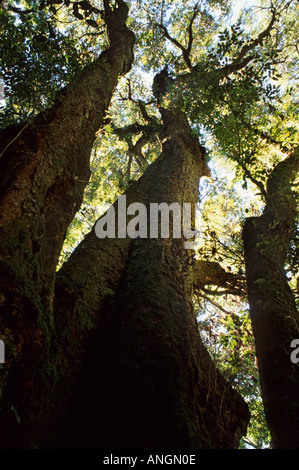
[2,0,298,447]
[178,2,298,192]
[0,0,104,127]
[198,302,271,448]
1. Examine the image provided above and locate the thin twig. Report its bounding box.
[197,293,234,315]
[0,123,29,159]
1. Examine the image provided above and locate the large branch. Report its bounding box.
[0,0,135,271]
[157,5,199,70]
[0,0,136,448]
[110,90,163,171]
[193,260,245,295]
[219,7,277,77]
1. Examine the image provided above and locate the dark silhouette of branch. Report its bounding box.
[157,4,199,70]
[219,7,277,77]
[241,120,290,154]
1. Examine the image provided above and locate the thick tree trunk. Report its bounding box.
[36,108,249,449]
[242,146,299,448]
[0,9,249,445]
[0,0,135,448]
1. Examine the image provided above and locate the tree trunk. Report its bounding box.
[39,108,248,449]
[0,0,135,448]
[242,146,299,448]
[0,6,249,445]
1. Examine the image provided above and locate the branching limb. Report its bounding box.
[185,4,200,67]
[112,122,148,137]
[193,260,246,295]
[136,99,157,124]
[222,81,268,199]
[196,293,234,315]
[235,152,268,200]
[219,6,277,77]
[5,5,37,14]
[111,121,162,172]
[111,80,163,169]
[119,79,157,124]
[157,4,199,70]
[157,23,188,59]
[199,286,246,296]
[241,120,290,154]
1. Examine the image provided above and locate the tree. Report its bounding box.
[0,0,298,449]
[243,145,299,448]
[0,0,138,448]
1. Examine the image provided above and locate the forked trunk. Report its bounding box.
[45,109,249,449]
[0,4,249,447]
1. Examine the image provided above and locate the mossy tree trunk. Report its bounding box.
[0,3,249,447]
[0,0,135,448]
[40,107,249,449]
[242,146,299,448]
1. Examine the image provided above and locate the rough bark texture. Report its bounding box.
[0,0,135,448]
[242,146,299,448]
[37,108,249,449]
[0,5,249,447]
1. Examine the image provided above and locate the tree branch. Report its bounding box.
[6,5,37,14]
[157,5,199,70]
[193,260,245,295]
[219,7,277,77]
[136,99,156,123]
[200,286,245,296]
[157,23,187,57]
[111,79,163,169]
[112,122,148,137]
[119,80,157,124]
[185,5,199,68]
[111,120,162,170]
[242,120,290,154]
[196,293,234,315]
[229,144,268,200]
[223,82,268,199]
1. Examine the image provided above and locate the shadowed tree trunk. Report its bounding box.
[242,146,299,448]
[0,0,135,448]
[40,107,249,449]
[0,2,250,448]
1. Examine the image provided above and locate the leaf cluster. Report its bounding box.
[0,0,104,127]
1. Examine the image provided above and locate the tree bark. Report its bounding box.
[0,8,249,446]
[242,146,299,448]
[0,0,135,448]
[38,108,249,449]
